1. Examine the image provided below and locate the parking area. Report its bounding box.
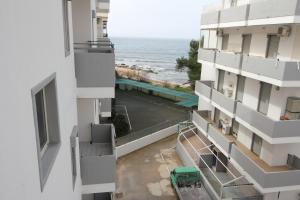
[115,89,190,145]
[116,135,181,200]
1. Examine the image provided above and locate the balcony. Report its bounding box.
[80,124,116,189]
[241,55,300,87]
[208,124,235,155]
[248,0,300,25]
[192,110,212,135]
[198,48,216,63]
[195,80,214,100]
[236,102,300,142]
[215,51,242,74]
[74,41,115,88]
[201,11,220,28]
[231,143,300,189]
[219,4,250,27]
[211,89,237,116]
[177,129,262,199]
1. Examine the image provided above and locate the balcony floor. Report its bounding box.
[233,141,290,172]
[80,142,113,156]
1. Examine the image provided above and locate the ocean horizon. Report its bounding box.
[111,37,192,84]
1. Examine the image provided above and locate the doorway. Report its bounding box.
[251,134,263,156]
[266,35,280,58]
[242,34,252,55]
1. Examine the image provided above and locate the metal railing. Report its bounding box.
[74,40,114,53]
[178,126,261,199]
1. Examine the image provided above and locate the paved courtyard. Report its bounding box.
[115,89,190,145]
[116,135,182,200]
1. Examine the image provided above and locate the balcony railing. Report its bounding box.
[208,124,235,154]
[201,0,300,28]
[74,40,115,88]
[74,40,114,53]
[195,80,214,100]
[198,48,216,63]
[201,11,220,26]
[248,0,300,21]
[236,102,300,139]
[231,143,300,188]
[211,89,237,115]
[215,51,242,72]
[241,55,300,86]
[80,124,116,187]
[193,110,212,134]
[219,4,250,25]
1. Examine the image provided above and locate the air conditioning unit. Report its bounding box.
[217,30,224,37]
[277,26,291,37]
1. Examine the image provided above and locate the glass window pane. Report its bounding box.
[36,90,48,150]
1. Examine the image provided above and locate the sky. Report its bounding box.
[108,0,217,40]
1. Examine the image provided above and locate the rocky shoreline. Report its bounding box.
[115,64,191,89]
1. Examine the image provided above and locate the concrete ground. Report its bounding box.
[116,134,182,200]
[115,89,189,145]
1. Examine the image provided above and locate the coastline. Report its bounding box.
[116,64,191,90]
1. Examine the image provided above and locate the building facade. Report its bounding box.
[0,0,115,200]
[192,0,300,199]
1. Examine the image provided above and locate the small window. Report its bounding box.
[32,73,61,191]
[35,89,50,155]
[62,0,70,56]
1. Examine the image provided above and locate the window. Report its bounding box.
[35,89,49,155]
[266,35,280,59]
[62,0,70,56]
[258,82,272,115]
[32,73,61,191]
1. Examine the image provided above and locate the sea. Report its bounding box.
[111,37,191,84]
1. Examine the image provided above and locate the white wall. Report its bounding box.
[0,0,81,199]
[200,63,216,81]
[227,33,242,52]
[77,98,98,142]
[249,33,268,57]
[268,87,300,121]
[237,124,253,149]
[242,78,260,110]
[202,30,218,49]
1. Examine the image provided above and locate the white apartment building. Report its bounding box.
[186,0,300,199]
[0,0,115,200]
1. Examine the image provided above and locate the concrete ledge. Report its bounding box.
[116,125,178,158]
